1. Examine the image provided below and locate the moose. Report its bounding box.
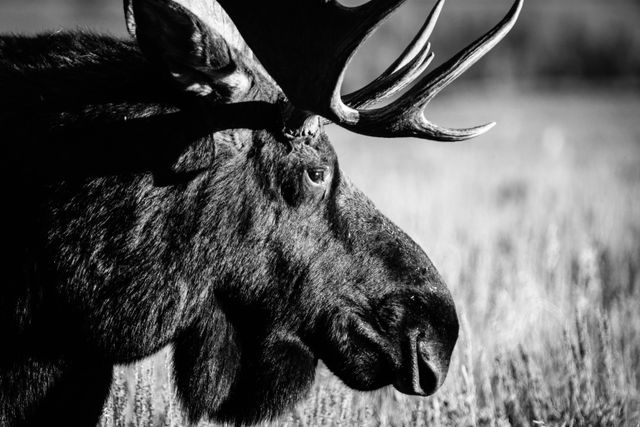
[0,0,522,425]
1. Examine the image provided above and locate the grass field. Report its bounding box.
[1,1,638,425]
[96,88,640,426]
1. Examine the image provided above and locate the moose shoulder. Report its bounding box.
[0,0,522,425]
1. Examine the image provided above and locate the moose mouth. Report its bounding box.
[326,313,447,397]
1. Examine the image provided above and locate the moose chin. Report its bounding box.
[0,0,522,425]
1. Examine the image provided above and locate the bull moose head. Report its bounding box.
[0,0,521,425]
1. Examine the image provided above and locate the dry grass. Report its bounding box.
[98,88,640,426]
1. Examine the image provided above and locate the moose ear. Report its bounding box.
[128,0,249,98]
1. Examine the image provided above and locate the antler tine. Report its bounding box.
[124,0,136,37]
[343,0,445,110]
[385,0,444,76]
[307,0,413,123]
[385,0,444,77]
[343,0,444,110]
[344,46,433,110]
[411,0,523,117]
[346,0,523,141]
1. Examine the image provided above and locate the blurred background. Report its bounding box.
[2,0,639,425]
[1,0,639,86]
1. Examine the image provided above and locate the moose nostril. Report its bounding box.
[393,332,445,396]
[417,339,439,395]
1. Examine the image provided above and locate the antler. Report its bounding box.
[216,0,523,142]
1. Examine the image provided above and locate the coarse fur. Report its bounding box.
[0,2,458,426]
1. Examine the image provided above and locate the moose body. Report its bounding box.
[0,0,521,425]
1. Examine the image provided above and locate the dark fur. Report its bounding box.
[1,8,458,426]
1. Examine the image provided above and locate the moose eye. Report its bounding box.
[302,167,331,201]
[307,168,326,184]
